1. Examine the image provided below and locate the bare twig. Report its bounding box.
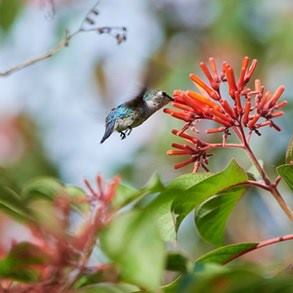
[0,1,127,78]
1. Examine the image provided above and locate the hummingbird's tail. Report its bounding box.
[100,120,115,143]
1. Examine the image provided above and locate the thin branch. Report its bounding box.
[0,1,127,78]
[224,234,293,264]
[237,126,293,221]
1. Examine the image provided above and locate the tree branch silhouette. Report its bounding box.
[0,1,127,78]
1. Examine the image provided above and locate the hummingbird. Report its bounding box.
[100,88,173,143]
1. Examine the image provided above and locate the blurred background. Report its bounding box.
[0,0,292,269]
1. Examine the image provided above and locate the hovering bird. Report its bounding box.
[100,88,173,143]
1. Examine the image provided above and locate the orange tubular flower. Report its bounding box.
[165,56,287,172]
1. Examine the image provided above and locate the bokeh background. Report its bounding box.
[0,0,292,269]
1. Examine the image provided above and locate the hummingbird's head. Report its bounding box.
[144,90,173,110]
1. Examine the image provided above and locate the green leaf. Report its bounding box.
[65,185,85,198]
[0,242,49,282]
[113,183,138,208]
[74,271,107,288]
[195,187,246,245]
[112,173,165,209]
[21,177,64,201]
[0,168,31,221]
[166,253,189,273]
[0,0,23,32]
[162,244,257,293]
[172,160,248,230]
[143,173,212,241]
[286,137,293,164]
[77,283,139,293]
[168,173,212,191]
[277,164,293,191]
[100,211,165,291]
[174,263,293,293]
[0,185,34,222]
[64,185,88,212]
[195,242,257,265]
[0,168,20,192]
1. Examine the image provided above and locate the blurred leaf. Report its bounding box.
[166,253,189,273]
[21,178,89,215]
[0,242,49,282]
[195,243,257,265]
[0,185,34,222]
[0,168,20,192]
[195,187,246,245]
[65,185,88,212]
[0,0,23,32]
[172,160,248,230]
[176,262,293,293]
[78,283,139,293]
[113,183,137,208]
[21,177,63,202]
[112,172,165,209]
[277,164,293,192]
[65,185,85,198]
[74,266,120,289]
[143,172,211,241]
[163,243,257,292]
[0,168,31,220]
[163,277,181,293]
[286,137,293,164]
[75,272,108,289]
[100,211,165,291]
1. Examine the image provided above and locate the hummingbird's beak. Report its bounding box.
[164,92,174,101]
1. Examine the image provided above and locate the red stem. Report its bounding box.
[236,124,293,221]
[209,142,244,149]
[233,180,270,191]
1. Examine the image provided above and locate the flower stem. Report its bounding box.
[237,126,293,221]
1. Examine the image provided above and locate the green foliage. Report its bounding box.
[0,161,291,291]
[166,253,189,273]
[172,160,248,230]
[173,263,293,293]
[195,187,246,245]
[0,242,49,282]
[195,243,257,265]
[0,0,23,32]
[22,177,64,202]
[113,172,165,208]
[0,172,86,224]
[143,172,211,241]
[277,164,293,191]
[77,283,139,293]
[163,242,258,291]
[0,184,34,222]
[100,211,165,291]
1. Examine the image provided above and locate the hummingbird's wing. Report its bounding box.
[100,110,117,143]
[125,87,147,108]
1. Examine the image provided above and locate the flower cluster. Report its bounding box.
[164,57,287,172]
